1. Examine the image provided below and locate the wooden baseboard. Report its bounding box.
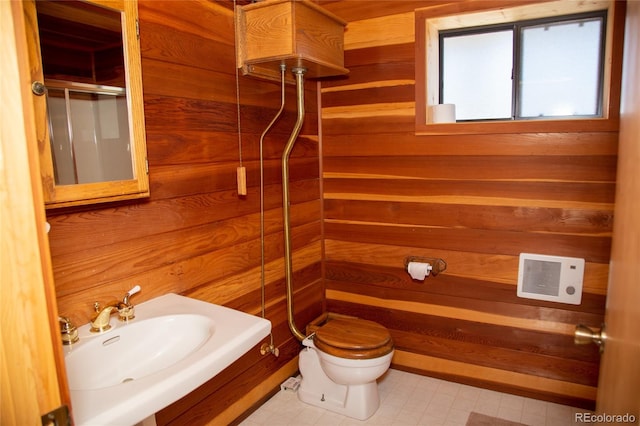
[213,357,299,426]
[392,350,597,409]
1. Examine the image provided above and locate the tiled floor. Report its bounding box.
[240,369,589,426]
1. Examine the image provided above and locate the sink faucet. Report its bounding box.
[90,285,141,333]
[90,302,123,333]
[59,316,79,345]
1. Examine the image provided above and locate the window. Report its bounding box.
[414,0,621,133]
[440,29,514,120]
[439,12,606,121]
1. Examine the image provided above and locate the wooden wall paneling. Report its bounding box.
[212,262,323,318]
[318,0,617,407]
[53,202,322,323]
[146,130,318,169]
[148,156,319,200]
[394,351,597,409]
[316,1,447,22]
[47,0,323,423]
[324,261,606,318]
[323,240,610,295]
[325,200,613,234]
[325,222,611,263]
[321,131,619,156]
[324,301,600,385]
[47,177,319,255]
[156,339,300,425]
[157,273,323,425]
[138,0,235,47]
[344,12,415,50]
[324,179,616,204]
[321,44,415,90]
[324,275,604,336]
[323,155,617,182]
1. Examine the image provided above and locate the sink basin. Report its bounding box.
[66,314,212,390]
[64,293,271,426]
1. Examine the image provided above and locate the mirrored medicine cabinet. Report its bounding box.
[23,0,149,209]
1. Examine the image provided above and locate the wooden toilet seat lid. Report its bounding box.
[314,318,394,359]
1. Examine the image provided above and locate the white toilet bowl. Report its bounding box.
[297,318,394,420]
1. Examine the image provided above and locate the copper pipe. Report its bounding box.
[282,67,307,342]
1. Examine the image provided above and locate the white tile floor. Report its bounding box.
[240,369,590,426]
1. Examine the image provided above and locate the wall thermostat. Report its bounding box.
[517,253,585,305]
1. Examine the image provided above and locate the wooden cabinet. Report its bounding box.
[236,0,348,83]
[24,0,149,209]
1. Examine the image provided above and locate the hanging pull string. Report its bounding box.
[233,0,276,356]
[233,0,248,196]
[233,0,243,167]
[258,64,287,358]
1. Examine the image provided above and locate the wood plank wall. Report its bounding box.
[45,0,321,423]
[318,0,619,408]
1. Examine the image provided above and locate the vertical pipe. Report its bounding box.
[282,67,307,342]
[261,64,286,318]
[258,64,286,357]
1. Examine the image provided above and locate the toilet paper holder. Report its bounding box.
[404,256,447,277]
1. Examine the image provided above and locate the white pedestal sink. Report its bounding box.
[63,293,271,425]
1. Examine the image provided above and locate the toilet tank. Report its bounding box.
[235,0,349,83]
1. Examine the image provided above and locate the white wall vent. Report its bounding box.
[517,253,585,305]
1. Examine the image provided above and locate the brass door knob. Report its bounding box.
[574,324,606,353]
[31,81,46,96]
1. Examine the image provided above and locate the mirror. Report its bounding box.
[45,81,133,185]
[24,0,149,208]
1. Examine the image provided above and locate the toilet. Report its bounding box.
[297,316,394,420]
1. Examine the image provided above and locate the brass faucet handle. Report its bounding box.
[118,305,135,322]
[122,285,141,306]
[118,285,140,322]
[58,316,79,345]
